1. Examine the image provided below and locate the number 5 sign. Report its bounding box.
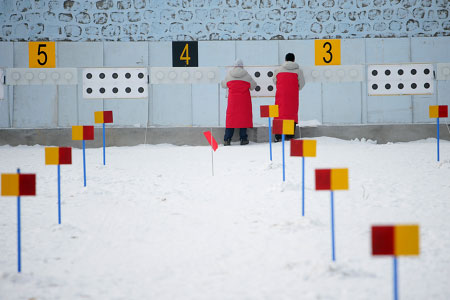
[172,41,198,67]
[314,39,340,66]
[29,42,55,68]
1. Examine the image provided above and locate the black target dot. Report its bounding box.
[86,88,92,94]
[385,70,391,76]
[372,70,378,76]
[99,87,105,93]
[398,83,404,89]
[398,69,404,75]
[112,87,118,93]
[138,73,144,79]
[411,69,417,75]
[424,83,430,89]
[424,68,430,75]
[99,73,105,79]
[268,85,274,91]
[255,86,261,92]
[125,73,131,79]
[255,72,260,78]
[385,83,391,89]
[138,87,144,93]
[372,84,378,90]
[112,73,118,79]
[411,83,417,89]
[125,87,131,93]
[267,71,273,77]
[86,73,92,79]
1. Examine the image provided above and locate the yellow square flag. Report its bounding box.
[94,111,104,124]
[1,174,19,196]
[282,120,295,135]
[303,140,317,157]
[429,105,439,118]
[331,168,349,190]
[72,126,84,140]
[395,225,420,256]
[269,105,279,118]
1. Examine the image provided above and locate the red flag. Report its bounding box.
[203,131,218,151]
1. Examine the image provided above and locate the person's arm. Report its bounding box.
[221,79,228,89]
[298,69,306,91]
[248,74,257,91]
[273,69,279,85]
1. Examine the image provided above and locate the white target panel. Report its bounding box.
[245,66,276,97]
[150,67,220,84]
[6,68,77,85]
[0,69,4,99]
[368,64,434,96]
[437,63,450,81]
[83,68,148,99]
[302,65,364,83]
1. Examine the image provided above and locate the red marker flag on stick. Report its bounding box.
[203,131,218,151]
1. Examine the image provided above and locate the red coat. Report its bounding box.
[226,80,253,128]
[275,72,299,123]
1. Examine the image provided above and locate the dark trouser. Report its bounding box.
[275,122,297,141]
[224,128,248,141]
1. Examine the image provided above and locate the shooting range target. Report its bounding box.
[247,66,276,97]
[368,64,434,96]
[437,63,450,81]
[83,68,148,99]
[302,65,364,83]
[6,68,78,85]
[150,67,220,84]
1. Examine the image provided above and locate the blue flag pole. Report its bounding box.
[437,118,440,162]
[331,190,336,261]
[393,256,398,300]
[302,156,305,216]
[58,164,61,224]
[103,123,106,165]
[83,140,86,187]
[282,134,285,181]
[269,117,272,161]
[17,168,21,273]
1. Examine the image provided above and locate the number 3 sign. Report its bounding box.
[314,39,341,66]
[172,41,198,67]
[29,42,56,68]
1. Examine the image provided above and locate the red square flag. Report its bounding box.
[203,131,218,151]
[83,126,94,140]
[315,169,331,190]
[19,174,36,196]
[439,105,448,118]
[59,147,72,165]
[372,226,395,255]
[103,111,114,123]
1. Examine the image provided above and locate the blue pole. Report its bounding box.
[103,123,106,165]
[302,156,305,216]
[58,164,61,224]
[17,168,21,273]
[331,191,335,261]
[83,140,86,187]
[437,118,440,162]
[269,117,272,161]
[282,134,285,181]
[393,256,398,300]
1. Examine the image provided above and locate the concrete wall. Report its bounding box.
[0,37,449,129]
[0,0,449,41]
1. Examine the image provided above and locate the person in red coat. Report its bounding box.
[273,53,306,142]
[221,59,257,146]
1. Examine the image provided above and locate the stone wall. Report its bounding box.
[0,0,449,41]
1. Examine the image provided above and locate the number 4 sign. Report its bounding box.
[315,39,340,66]
[172,41,198,67]
[29,42,56,68]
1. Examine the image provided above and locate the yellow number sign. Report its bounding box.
[314,39,341,66]
[29,42,55,68]
[180,44,190,66]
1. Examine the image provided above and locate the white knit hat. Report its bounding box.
[234,59,243,67]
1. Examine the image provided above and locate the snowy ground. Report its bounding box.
[1,137,450,300]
